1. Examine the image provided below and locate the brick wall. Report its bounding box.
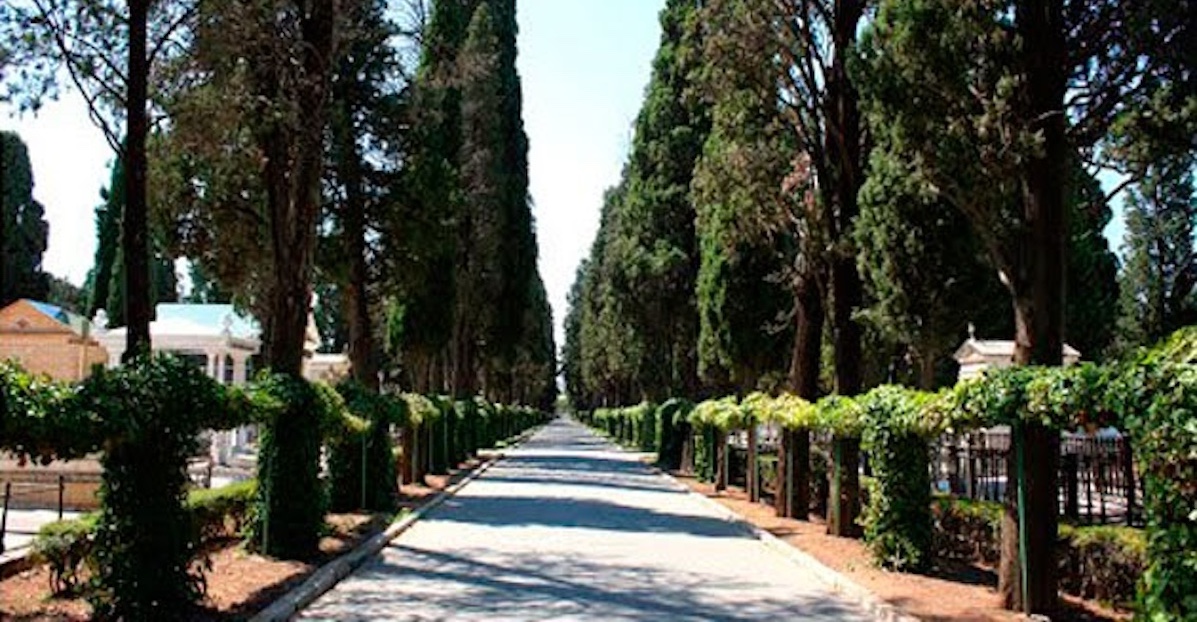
[0,336,108,381]
[1,470,102,511]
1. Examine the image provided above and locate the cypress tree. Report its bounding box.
[0,131,50,306]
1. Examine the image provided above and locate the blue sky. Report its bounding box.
[1,0,1126,347]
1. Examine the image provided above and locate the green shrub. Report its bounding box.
[80,355,227,619]
[858,386,935,572]
[250,374,327,559]
[694,423,718,483]
[327,383,401,512]
[1111,362,1197,620]
[0,362,97,464]
[32,514,99,595]
[187,480,257,542]
[1058,525,1146,610]
[931,495,1003,565]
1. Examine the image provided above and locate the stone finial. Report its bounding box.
[968,322,976,341]
[93,309,109,332]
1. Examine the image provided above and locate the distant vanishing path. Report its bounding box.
[300,418,873,621]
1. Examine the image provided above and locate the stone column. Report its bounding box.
[231,354,248,386]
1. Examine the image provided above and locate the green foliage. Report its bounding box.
[655,398,693,469]
[688,396,748,431]
[931,495,1003,566]
[742,392,816,430]
[186,480,257,543]
[78,355,228,618]
[813,395,864,438]
[857,386,934,571]
[693,423,718,484]
[0,362,97,463]
[1112,362,1197,620]
[333,383,402,512]
[1116,157,1197,354]
[1,131,50,306]
[249,374,327,560]
[1058,524,1146,610]
[32,514,99,595]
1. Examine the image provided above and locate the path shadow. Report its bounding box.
[301,544,869,621]
[427,494,752,538]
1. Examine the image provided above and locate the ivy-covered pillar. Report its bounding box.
[827,435,861,537]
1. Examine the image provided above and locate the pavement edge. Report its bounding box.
[251,425,544,622]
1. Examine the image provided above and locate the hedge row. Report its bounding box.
[932,496,1146,609]
[576,348,1196,618]
[33,480,258,596]
[0,355,550,618]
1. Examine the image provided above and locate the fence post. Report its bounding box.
[1062,453,1079,520]
[58,475,65,520]
[1120,436,1137,525]
[747,425,759,503]
[964,435,975,499]
[1,481,10,555]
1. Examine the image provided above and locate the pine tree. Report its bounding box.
[1117,158,1197,348]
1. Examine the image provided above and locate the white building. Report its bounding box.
[93,303,349,465]
[953,326,1081,382]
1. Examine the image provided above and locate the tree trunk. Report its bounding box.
[715,430,728,492]
[259,0,336,378]
[781,276,822,519]
[747,424,759,502]
[122,0,151,361]
[993,2,1067,614]
[335,104,378,391]
[917,352,937,390]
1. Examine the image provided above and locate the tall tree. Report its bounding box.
[692,0,793,394]
[0,131,50,306]
[88,157,123,317]
[608,0,710,401]
[859,0,1192,611]
[775,0,871,538]
[855,150,999,389]
[391,0,474,394]
[1117,157,1197,349]
[174,0,339,377]
[325,0,407,391]
[1,0,195,358]
[452,1,507,396]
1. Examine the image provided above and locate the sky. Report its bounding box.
[1,0,1127,349]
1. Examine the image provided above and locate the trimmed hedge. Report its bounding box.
[858,386,934,571]
[33,480,258,598]
[249,375,327,559]
[933,495,1145,609]
[187,479,257,542]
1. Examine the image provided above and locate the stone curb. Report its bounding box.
[642,462,922,622]
[250,426,543,622]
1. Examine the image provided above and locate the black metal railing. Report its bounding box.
[0,476,66,555]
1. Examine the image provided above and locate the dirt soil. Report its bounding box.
[673,474,1129,622]
[0,458,488,622]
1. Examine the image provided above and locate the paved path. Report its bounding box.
[300,418,872,621]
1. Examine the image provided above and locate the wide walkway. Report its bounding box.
[301,418,872,621]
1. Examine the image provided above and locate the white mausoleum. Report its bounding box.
[954,325,1081,382]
